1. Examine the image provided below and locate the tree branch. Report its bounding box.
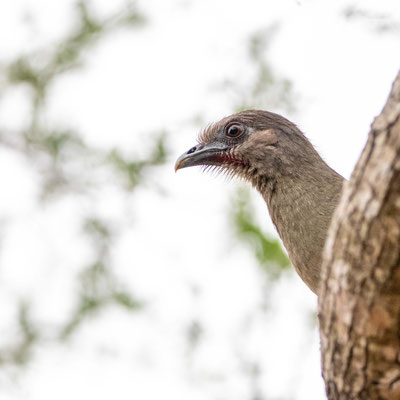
[319,70,400,400]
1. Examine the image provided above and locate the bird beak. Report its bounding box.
[175,142,228,172]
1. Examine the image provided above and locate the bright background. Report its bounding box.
[0,1,399,399]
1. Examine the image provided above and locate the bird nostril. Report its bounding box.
[187,146,197,154]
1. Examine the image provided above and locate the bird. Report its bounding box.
[175,110,344,295]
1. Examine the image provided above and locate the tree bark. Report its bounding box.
[319,70,400,400]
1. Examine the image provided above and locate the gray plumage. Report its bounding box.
[175,110,344,294]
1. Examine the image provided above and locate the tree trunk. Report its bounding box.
[318,70,400,400]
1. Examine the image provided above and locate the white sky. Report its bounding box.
[0,0,399,399]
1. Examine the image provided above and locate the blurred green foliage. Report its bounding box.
[2,0,149,200]
[342,5,400,33]
[0,0,153,367]
[61,260,143,339]
[241,26,295,113]
[219,25,296,114]
[231,188,291,279]
[0,3,293,392]
[7,1,145,100]
[109,131,167,190]
[0,303,38,366]
[61,217,143,339]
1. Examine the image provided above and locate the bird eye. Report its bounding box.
[226,123,244,138]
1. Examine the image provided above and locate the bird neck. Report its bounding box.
[256,162,343,294]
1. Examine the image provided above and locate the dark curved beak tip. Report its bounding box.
[174,144,204,172]
[174,142,227,173]
[174,154,186,172]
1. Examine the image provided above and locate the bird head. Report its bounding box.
[175,109,344,294]
[175,110,316,187]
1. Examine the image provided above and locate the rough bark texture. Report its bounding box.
[319,70,400,400]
